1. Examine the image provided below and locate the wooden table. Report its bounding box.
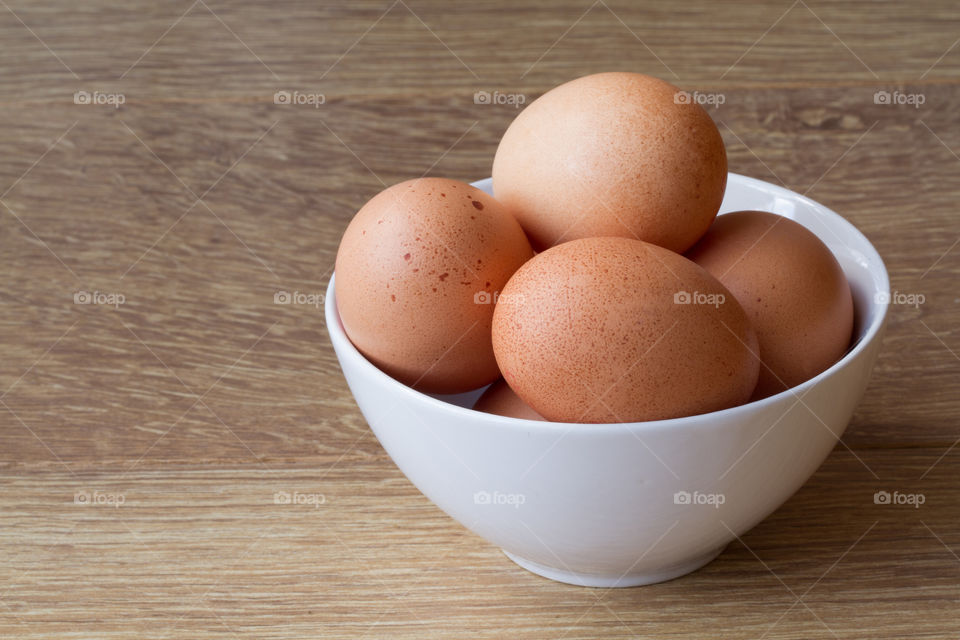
[2,1,958,637]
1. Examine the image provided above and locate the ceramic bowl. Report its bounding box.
[325,173,888,587]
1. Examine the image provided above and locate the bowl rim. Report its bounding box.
[326,172,890,433]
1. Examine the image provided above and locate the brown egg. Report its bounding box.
[335,178,534,394]
[492,72,727,253]
[492,237,759,423]
[686,210,854,398]
[473,379,545,421]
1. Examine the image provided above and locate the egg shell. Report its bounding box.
[492,236,759,423]
[492,72,727,253]
[473,379,545,421]
[686,210,854,398]
[335,178,534,393]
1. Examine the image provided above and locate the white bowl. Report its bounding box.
[326,173,889,587]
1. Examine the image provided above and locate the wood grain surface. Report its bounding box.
[1,1,958,638]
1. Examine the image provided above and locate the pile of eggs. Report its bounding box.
[335,72,853,423]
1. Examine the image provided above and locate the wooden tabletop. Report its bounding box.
[2,1,958,638]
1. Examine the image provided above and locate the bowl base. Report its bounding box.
[502,545,726,588]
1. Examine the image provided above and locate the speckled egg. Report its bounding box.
[491,237,759,423]
[335,178,534,393]
[492,72,727,253]
[473,379,544,421]
[686,210,854,398]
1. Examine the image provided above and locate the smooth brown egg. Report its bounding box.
[492,237,759,423]
[473,379,545,420]
[335,178,534,393]
[492,72,727,253]
[686,210,854,398]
